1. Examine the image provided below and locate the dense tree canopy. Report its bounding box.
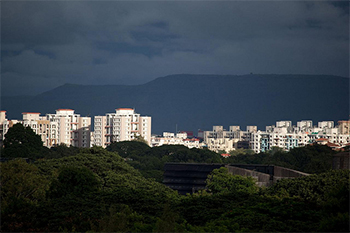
[1,136,348,232]
[3,123,46,159]
[206,167,258,194]
[225,144,335,174]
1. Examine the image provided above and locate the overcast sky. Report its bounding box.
[1,0,349,96]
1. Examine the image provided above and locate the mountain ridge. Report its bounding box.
[2,74,349,134]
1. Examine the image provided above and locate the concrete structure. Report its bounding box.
[203,125,259,153]
[332,152,350,170]
[163,163,309,194]
[45,109,91,148]
[0,111,22,147]
[93,108,151,147]
[338,120,350,135]
[202,120,349,153]
[163,163,224,195]
[93,115,107,147]
[249,120,350,153]
[22,112,59,148]
[151,132,201,149]
[0,109,91,148]
[227,164,309,186]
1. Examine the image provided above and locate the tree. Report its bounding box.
[206,167,258,195]
[1,159,49,208]
[3,123,45,159]
[1,159,49,232]
[133,134,149,145]
[48,166,101,198]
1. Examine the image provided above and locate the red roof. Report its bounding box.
[116,108,133,110]
[327,142,340,147]
[183,138,200,142]
[56,109,74,111]
[316,138,328,141]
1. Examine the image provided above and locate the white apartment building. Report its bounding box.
[0,111,22,147]
[46,109,91,148]
[0,109,91,148]
[338,120,350,135]
[22,112,59,147]
[151,132,186,147]
[93,108,151,147]
[203,125,254,153]
[250,120,350,153]
[151,132,201,149]
[203,120,349,154]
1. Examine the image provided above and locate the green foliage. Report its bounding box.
[0,159,49,232]
[206,167,258,194]
[106,141,152,157]
[1,137,348,232]
[229,148,255,156]
[3,147,173,232]
[3,123,47,159]
[46,144,82,159]
[107,142,223,181]
[225,144,334,174]
[133,134,149,145]
[48,166,100,198]
[93,204,147,232]
[265,170,349,208]
[1,159,49,208]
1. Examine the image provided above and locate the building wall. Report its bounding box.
[332,152,350,170]
[163,163,309,194]
[93,116,106,147]
[93,108,152,148]
[338,120,350,135]
[23,109,91,148]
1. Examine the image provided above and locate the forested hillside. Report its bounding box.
[1,124,349,232]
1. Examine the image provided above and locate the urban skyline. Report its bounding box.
[1,108,349,154]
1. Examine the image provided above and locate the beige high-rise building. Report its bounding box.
[22,112,57,147]
[46,109,91,148]
[338,120,350,135]
[93,108,151,147]
[0,111,8,145]
[0,109,91,148]
[0,111,22,147]
[93,115,107,147]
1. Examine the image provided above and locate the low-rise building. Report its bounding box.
[151,132,202,149]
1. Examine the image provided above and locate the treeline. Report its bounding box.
[106,141,222,181]
[224,144,337,174]
[1,124,349,232]
[1,124,339,178]
[106,140,337,181]
[1,152,349,232]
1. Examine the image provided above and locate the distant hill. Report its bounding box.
[1,74,349,134]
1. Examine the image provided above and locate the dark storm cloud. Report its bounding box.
[1,1,349,96]
[1,1,78,46]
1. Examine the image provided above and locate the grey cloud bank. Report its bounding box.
[1,1,349,96]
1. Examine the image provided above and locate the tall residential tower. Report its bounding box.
[93,108,151,147]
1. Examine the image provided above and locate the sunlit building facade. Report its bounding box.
[93,108,152,147]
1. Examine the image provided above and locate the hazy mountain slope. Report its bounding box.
[2,74,349,134]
